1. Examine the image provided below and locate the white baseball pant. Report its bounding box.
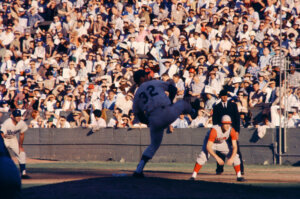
[4,138,26,164]
[196,138,240,166]
[143,100,192,158]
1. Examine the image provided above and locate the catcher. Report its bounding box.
[190,115,245,182]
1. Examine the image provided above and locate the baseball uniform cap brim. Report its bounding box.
[12,110,22,117]
[221,115,232,124]
[133,70,150,84]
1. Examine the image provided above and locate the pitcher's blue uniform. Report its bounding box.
[132,70,191,177]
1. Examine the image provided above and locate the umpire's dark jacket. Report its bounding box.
[212,101,240,133]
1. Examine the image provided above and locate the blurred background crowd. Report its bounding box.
[0,0,299,129]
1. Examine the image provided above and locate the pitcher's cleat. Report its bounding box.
[189,177,195,181]
[132,172,144,178]
[21,174,31,179]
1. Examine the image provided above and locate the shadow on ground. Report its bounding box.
[22,175,300,199]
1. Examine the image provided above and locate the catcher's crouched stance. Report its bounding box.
[190,115,245,182]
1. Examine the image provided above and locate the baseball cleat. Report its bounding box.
[189,177,195,181]
[21,174,31,179]
[216,168,224,175]
[237,177,246,182]
[132,172,144,178]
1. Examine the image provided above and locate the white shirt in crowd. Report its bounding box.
[0,31,14,46]
[190,116,208,128]
[46,100,57,112]
[0,60,14,73]
[90,117,107,130]
[171,117,189,128]
[57,121,71,128]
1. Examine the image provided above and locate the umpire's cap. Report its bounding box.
[133,70,149,84]
[219,89,228,97]
[12,109,21,117]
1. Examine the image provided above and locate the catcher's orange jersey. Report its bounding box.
[208,125,237,144]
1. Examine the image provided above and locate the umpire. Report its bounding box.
[213,89,244,175]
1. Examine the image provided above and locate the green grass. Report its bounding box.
[21,161,300,199]
[27,161,299,172]
[23,184,48,189]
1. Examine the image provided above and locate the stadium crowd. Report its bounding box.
[0,0,299,129]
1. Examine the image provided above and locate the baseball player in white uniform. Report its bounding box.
[190,115,245,182]
[1,109,30,179]
[132,70,192,177]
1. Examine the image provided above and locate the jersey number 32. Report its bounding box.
[139,85,158,104]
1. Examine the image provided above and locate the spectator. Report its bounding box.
[103,90,116,110]
[204,86,217,111]
[190,109,209,128]
[0,0,297,130]
[171,113,190,129]
[89,109,106,131]
[115,92,133,115]
[249,81,264,108]
[56,116,71,128]
[62,94,76,111]
[262,79,278,103]
[45,116,56,128]
[107,108,122,128]
[256,115,274,138]
[288,65,300,87]
[270,46,288,70]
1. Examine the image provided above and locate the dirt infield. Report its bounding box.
[20,160,300,199]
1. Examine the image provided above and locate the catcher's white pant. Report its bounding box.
[196,138,240,166]
[4,137,26,164]
[143,100,192,159]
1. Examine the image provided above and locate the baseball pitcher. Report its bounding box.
[132,70,192,177]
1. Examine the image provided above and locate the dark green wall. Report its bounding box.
[22,127,300,165]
